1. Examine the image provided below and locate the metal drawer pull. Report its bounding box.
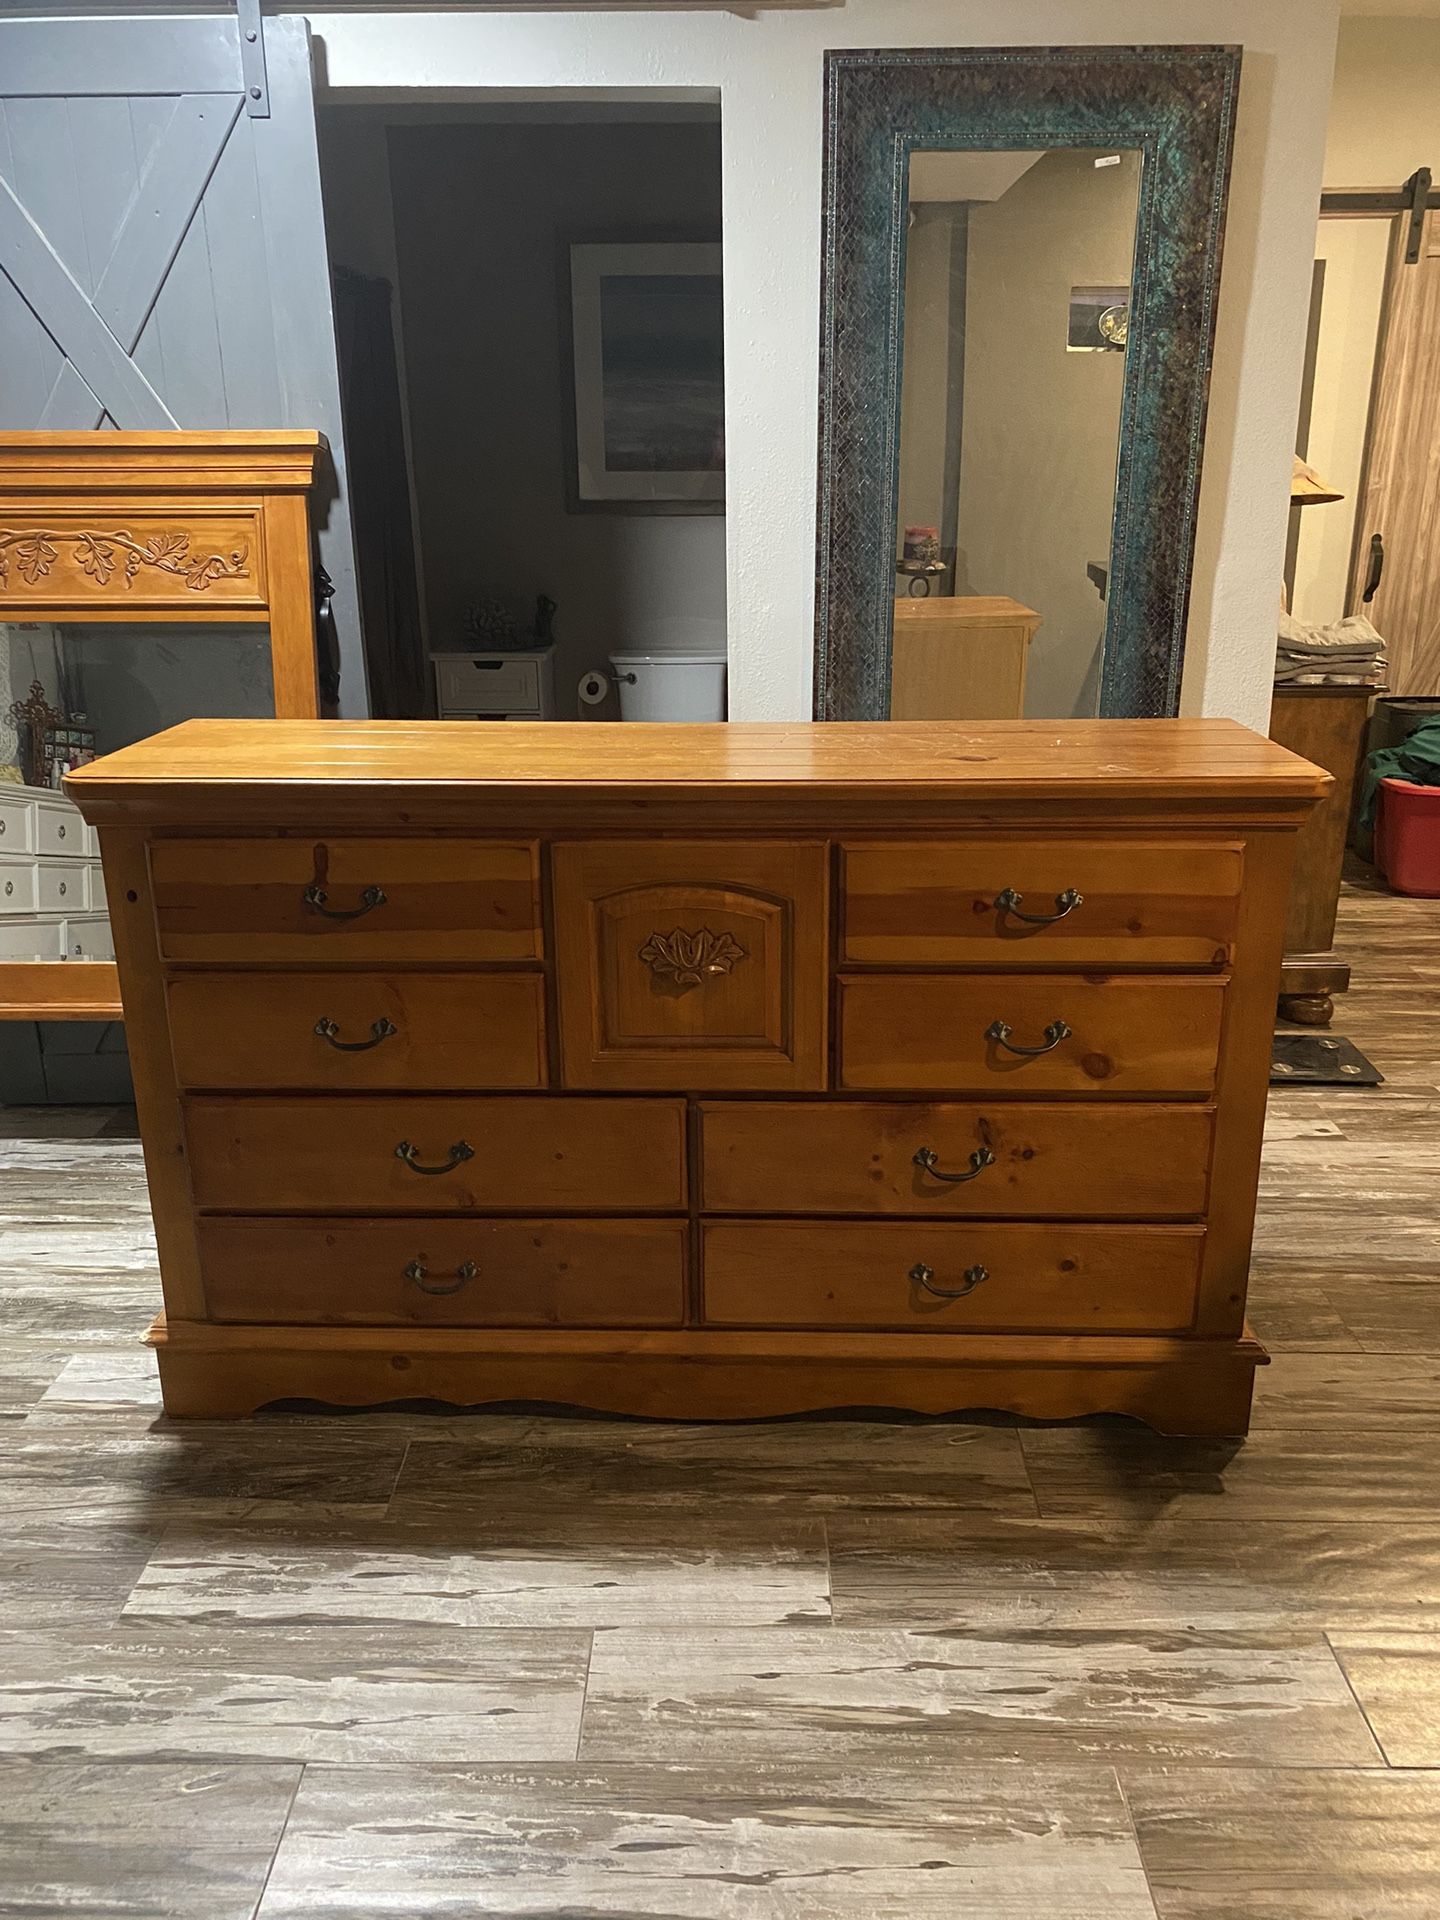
[913,1144,995,1184]
[995,886,1082,925]
[910,1261,988,1299]
[315,1016,397,1052]
[404,1258,477,1296]
[303,882,387,921]
[394,1139,475,1176]
[987,1017,1072,1056]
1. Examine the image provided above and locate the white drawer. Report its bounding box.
[435,655,540,714]
[37,862,83,913]
[63,914,115,961]
[0,918,66,961]
[0,787,35,855]
[35,797,83,856]
[87,861,106,910]
[0,858,37,915]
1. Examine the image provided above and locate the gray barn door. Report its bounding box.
[0,13,367,714]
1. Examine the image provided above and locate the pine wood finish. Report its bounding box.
[166,972,546,1092]
[841,838,1241,968]
[889,595,1040,721]
[183,1096,687,1213]
[838,974,1227,1094]
[697,1100,1213,1217]
[701,1221,1205,1334]
[1270,685,1374,1025]
[0,431,329,1022]
[151,838,539,963]
[65,717,1327,1434]
[552,841,826,1091]
[198,1217,687,1329]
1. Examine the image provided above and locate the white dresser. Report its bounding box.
[0,784,112,962]
[432,647,556,722]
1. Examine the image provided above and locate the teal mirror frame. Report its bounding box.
[813,44,1240,721]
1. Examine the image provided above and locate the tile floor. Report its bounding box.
[0,880,1437,1916]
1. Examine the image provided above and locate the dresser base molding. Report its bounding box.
[146,1315,1269,1436]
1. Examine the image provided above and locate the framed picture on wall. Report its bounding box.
[563,238,725,514]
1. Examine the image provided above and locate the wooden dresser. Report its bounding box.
[66,718,1327,1435]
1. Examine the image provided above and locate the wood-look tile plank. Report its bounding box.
[0,1343,70,1418]
[36,1348,162,1413]
[1122,1764,1440,1918]
[0,1758,299,1920]
[124,1513,830,1628]
[392,1418,1036,1516]
[256,1760,1159,1919]
[1328,1630,1440,1766]
[826,1513,1440,1629]
[0,1541,150,1628]
[1339,1277,1440,1354]
[2,1418,408,1527]
[1020,1428,1440,1522]
[0,1624,591,1763]
[1243,1271,1362,1353]
[0,1139,154,1223]
[1251,1354,1440,1429]
[578,1626,1381,1765]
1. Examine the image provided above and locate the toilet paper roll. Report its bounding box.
[577,670,608,707]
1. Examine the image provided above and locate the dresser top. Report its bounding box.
[66,718,1328,828]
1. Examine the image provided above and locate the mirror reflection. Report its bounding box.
[893,146,1142,720]
[0,620,274,965]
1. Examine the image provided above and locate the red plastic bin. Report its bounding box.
[1376,777,1440,897]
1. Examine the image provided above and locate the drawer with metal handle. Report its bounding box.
[840,838,1241,968]
[183,1095,687,1212]
[197,1215,686,1326]
[702,1221,1204,1333]
[698,1100,1212,1216]
[150,837,540,962]
[166,971,545,1090]
[838,973,1226,1095]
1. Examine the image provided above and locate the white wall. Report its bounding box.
[1325,14,1440,186]
[314,1,1340,728]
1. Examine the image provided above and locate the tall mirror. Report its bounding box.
[894,148,1141,720]
[815,46,1240,722]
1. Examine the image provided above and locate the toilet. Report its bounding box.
[608,650,727,722]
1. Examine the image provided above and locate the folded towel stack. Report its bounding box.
[1275,611,1387,687]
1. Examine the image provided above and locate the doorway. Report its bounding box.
[315,95,728,723]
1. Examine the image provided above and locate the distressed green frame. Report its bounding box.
[814,44,1240,720]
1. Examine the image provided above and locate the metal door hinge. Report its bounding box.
[236,0,270,119]
[1403,167,1433,265]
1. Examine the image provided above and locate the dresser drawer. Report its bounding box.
[199,1216,686,1326]
[0,858,36,915]
[184,1096,686,1212]
[553,840,827,1091]
[36,862,83,914]
[839,974,1225,1095]
[435,655,540,714]
[841,839,1241,968]
[702,1222,1203,1333]
[0,788,34,855]
[699,1101,1212,1216]
[167,972,545,1091]
[151,838,539,962]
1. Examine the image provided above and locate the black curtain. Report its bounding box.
[332,266,427,719]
